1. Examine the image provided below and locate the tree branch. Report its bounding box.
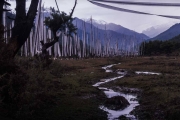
[11,0,26,37]
[27,0,39,22]
[69,0,77,18]
[44,39,57,49]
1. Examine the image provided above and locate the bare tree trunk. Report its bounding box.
[0,0,3,25]
[1,0,39,60]
[0,24,5,48]
[0,1,11,24]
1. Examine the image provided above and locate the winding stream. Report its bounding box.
[135,71,161,75]
[93,63,139,120]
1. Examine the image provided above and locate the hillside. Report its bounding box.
[150,23,180,41]
[142,23,176,38]
[73,18,148,50]
[85,18,149,39]
[169,34,180,43]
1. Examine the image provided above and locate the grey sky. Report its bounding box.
[9,0,180,33]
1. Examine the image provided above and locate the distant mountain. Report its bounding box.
[74,18,126,45]
[142,23,175,38]
[85,19,149,39]
[73,17,148,50]
[150,23,180,41]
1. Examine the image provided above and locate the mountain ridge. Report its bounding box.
[142,23,176,38]
[73,17,148,50]
[83,18,149,39]
[150,23,180,41]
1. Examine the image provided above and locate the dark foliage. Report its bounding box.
[42,6,77,57]
[140,40,180,56]
[44,9,77,36]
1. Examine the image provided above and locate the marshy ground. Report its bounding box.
[108,56,180,120]
[1,56,180,120]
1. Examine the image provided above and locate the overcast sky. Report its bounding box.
[8,0,180,33]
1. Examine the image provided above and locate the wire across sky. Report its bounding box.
[88,0,180,20]
[90,0,180,7]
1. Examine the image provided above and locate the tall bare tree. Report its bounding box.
[1,0,40,59]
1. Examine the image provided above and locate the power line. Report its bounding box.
[88,0,180,20]
[90,0,180,7]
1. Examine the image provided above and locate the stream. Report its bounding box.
[93,63,139,120]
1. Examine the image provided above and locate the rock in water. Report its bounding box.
[118,115,129,120]
[104,96,130,110]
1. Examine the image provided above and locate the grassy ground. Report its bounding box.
[0,57,121,120]
[104,56,180,120]
[1,56,180,120]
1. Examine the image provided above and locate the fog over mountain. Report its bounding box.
[150,23,180,41]
[142,22,178,38]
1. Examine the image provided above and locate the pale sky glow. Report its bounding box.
[8,0,180,33]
